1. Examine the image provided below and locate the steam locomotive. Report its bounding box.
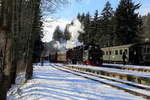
[49,43,103,66]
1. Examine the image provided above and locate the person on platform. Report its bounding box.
[122,52,127,65]
[40,57,44,66]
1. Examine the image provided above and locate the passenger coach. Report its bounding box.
[101,42,150,65]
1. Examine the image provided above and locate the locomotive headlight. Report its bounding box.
[90,57,92,59]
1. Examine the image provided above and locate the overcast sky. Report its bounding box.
[51,0,150,20]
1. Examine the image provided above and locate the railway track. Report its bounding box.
[102,64,150,73]
[65,65,150,85]
[51,64,150,99]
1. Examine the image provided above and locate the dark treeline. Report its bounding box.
[77,0,146,47]
[52,24,72,43]
[0,0,69,99]
[143,13,150,41]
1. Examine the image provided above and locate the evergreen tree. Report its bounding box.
[78,12,91,44]
[95,16,103,45]
[32,4,44,63]
[137,15,144,41]
[98,1,114,47]
[101,1,113,20]
[143,13,150,41]
[85,12,92,43]
[53,26,63,42]
[114,0,141,45]
[77,13,81,21]
[80,13,85,23]
[91,10,99,43]
[64,24,71,40]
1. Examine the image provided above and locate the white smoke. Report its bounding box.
[69,19,84,41]
[54,40,67,50]
[49,19,84,50]
[66,19,84,48]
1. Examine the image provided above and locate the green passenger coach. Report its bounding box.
[101,42,150,65]
[101,44,131,63]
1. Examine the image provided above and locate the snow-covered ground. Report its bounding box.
[7,63,146,100]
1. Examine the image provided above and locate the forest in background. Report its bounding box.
[52,0,150,48]
[143,13,150,41]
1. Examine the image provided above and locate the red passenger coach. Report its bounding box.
[49,50,70,63]
[49,53,57,62]
[57,50,68,63]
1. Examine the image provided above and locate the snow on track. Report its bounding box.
[103,63,150,70]
[67,64,150,78]
[7,63,146,100]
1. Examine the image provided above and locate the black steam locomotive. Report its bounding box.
[49,43,103,66]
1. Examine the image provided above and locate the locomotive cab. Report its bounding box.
[83,44,103,66]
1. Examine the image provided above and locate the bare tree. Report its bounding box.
[0,0,80,99]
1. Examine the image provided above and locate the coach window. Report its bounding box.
[148,48,150,53]
[109,51,111,55]
[115,50,118,55]
[103,51,105,55]
[124,49,128,54]
[120,50,122,55]
[106,51,108,55]
[144,47,146,53]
